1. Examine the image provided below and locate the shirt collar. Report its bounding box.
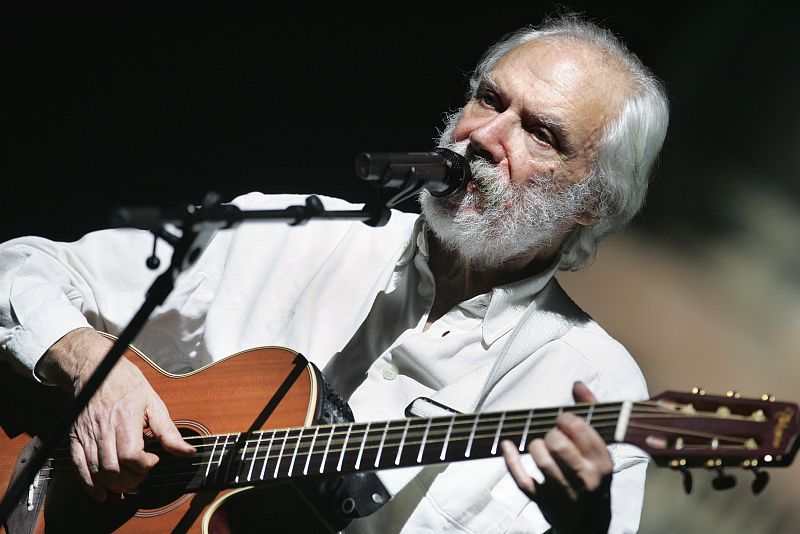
[480,258,560,345]
[396,215,427,267]
[403,218,561,345]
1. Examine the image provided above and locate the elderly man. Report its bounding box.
[0,15,667,534]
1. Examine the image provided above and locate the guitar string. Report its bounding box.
[42,403,627,460]
[40,404,625,465]
[34,402,752,484]
[36,409,754,489]
[135,419,625,489]
[42,400,724,458]
[136,416,761,492]
[139,410,755,486]
[625,421,753,444]
[141,415,622,473]
[176,404,625,447]
[34,414,624,481]
[138,403,748,456]
[35,403,753,483]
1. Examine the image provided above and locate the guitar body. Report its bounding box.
[1,344,333,533]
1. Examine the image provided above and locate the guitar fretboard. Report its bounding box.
[139,402,626,492]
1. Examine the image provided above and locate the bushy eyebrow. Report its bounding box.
[474,74,501,96]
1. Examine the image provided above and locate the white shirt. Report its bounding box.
[0,193,649,533]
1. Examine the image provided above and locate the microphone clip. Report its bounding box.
[355,148,469,209]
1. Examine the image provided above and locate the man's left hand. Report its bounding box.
[501,381,612,534]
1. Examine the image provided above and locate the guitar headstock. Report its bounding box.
[622,389,799,494]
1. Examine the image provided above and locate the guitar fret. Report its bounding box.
[235,437,247,483]
[287,429,303,477]
[417,419,432,463]
[234,434,248,484]
[375,421,390,468]
[217,434,231,469]
[213,434,228,485]
[260,430,276,480]
[395,419,411,465]
[247,432,263,482]
[320,425,335,474]
[440,415,456,461]
[204,435,221,481]
[304,426,320,475]
[337,424,353,472]
[233,433,248,484]
[586,404,595,424]
[355,422,371,470]
[519,409,534,452]
[491,412,506,455]
[274,429,290,478]
[465,413,480,458]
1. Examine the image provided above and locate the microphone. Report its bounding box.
[355,148,470,197]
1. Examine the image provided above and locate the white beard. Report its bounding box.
[419,115,594,269]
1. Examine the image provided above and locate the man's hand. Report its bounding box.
[501,381,612,534]
[36,328,195,501]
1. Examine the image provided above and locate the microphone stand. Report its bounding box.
[0,191,392,526]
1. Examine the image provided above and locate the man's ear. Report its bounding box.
[573,208,600,226]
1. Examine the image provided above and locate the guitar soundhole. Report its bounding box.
[132,425,204,516]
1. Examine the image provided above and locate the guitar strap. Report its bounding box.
[405,396,462,417]
[293,366,391,530]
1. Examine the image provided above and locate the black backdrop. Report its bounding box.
[4,1,799,244]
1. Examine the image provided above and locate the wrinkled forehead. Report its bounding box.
[491,37,631,129]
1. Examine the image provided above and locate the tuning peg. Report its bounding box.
[681,469,693,494]
[711,468,737,491]
[691,386,706,395]
[669,459,692,494]
[751,469,769,495]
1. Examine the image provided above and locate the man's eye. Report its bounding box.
[477,92,499,108]
[531,127,555,147]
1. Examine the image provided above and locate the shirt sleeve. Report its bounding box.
[607,443,650,534]
[0,192,371,380]
[0,229,165,378]
[556,324,651,534]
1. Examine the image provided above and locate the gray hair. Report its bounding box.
[467,15,669,270]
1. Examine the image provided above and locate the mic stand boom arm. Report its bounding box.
[0,192,390,525]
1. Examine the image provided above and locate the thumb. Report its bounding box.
[572,381,598,404]
[146,398,196,455]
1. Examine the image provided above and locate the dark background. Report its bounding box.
[4,1,798,244]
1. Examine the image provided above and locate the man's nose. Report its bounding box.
[468,112,513,164]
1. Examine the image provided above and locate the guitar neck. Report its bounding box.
[140,402,626,492]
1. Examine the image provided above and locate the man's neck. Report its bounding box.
[424,232,561,327]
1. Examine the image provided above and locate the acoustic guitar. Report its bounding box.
[1,343,798,533]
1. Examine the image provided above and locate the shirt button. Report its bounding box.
[382,363,399,380]
[417,281,433,296]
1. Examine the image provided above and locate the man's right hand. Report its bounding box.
[36,328,195,501]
